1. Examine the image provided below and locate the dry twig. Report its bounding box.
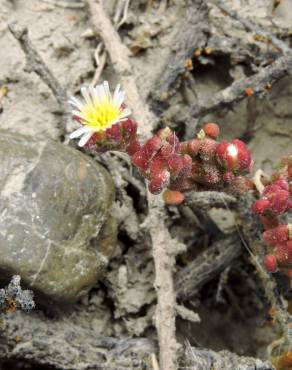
[184,342,272,370]
[0,311,156,370]
[91,43,107,86]
[253,169,266,195]
[114,0,131,29]
[39,0,85,8]
[209,0,290,55]
[151,353,160,370]
[187,1,292,120]
[216,266,230,303]
[176,234,242,301]
[8,22,68,111]
[175,303,200,323]
[91,0,131,86]
[190,52,292,118]
[86,1,179,369]
[185,191,237,209]
[0,310,272,370]
[86,0,156,136]
[152,0,208,104]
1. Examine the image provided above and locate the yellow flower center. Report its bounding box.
[81,99,121,131]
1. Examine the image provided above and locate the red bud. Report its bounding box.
[216,139,252,172]
[203,123,220,139]
[163,190,185,205]
[264,254,278,272]
[199,138,218,161]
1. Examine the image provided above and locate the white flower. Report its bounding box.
[68,81,131,147]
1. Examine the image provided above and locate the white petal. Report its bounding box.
[119,108,131,119]
[81,87,92,105]
[113,84,121,104]
[92,85,99,103]
[96,84,105,102]
[72,110,92,123]
[107,119,119,127]
[115,91,125,107]
[88,85,96,102]
[68,97,83,110]
[69,126,93,139]
[103,81,111,99]
[78,132,93,147]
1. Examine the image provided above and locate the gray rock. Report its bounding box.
[0,130,116,303]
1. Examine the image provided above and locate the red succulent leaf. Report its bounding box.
[149,170,170,194]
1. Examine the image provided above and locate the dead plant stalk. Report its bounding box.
[85,1,179,369]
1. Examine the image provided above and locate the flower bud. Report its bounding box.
[184,139,201,157]
[252,199,270,214]
[270,190,290,214]
[274,179,289,191]
[264,254,278,272]
[216,139,252,172]
[263,184,290,215]
[163,190,185,205]
[203,164,221,185]
[263,224,289,246]
[274,243,290,264]
[203,122,220,139]
[199,138,218,161]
